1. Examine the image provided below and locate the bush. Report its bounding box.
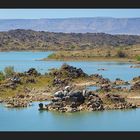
[0,71,5,81]
[4,66,15,78]
[47,53,56,59]
[116,50,127,58]
[105,50,111,57]
[136,56,140,61]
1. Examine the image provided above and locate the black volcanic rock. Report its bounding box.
[0,29,140,50]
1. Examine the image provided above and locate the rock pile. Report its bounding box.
[132,76,140,83]
[114,78,128,85]
[52,78,69,87]
[50,63,88,79]
[38,86,137,113]
[103,94,137,110]
[130,76,140,90]
[4,95,32,108]
[100,84,112,92]
[25,68,40,76]
[131,81,140,91]
[90,74,110,85]
[85,91,104,111]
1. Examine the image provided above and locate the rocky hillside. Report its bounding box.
[0,18,140,35]
[0,29,140,51]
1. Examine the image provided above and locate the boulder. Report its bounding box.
[64,86,71,91]
[54,90,64,98]
[68,90,85,103]
[83,90,97,98]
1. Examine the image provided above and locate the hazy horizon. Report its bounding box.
[0,17,140,20]
[0,9,140,19]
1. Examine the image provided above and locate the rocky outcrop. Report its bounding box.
[89,74,111,87]
[132,76,140,83]
[25,68,40,76]
[113,78,128,85]
[3,88,50,108]
[85,92,104,111]
[103,94,136,110]
[4,96,32,108]
[52,78,69,87]
[100,84,112,92]
[38,86,137,112]
[50,64,88,87]
[50,64,88,79]
[130,76,140,90]
[130,65,140,68]
[130,81,140,91]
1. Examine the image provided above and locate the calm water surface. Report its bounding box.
[0,51,139,81]
[0,51,140,131]
[0,102,140,131]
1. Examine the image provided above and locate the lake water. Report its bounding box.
[0,51,140,131]
[0,101,140,131]
[0,51,139,81]
[86,85,100,91]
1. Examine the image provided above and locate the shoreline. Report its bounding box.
[0,61,139,112]
[0,49,139,64]
[0,50,54,52]
[42,57,139,64]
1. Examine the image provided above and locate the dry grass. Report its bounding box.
[43,45,140,62]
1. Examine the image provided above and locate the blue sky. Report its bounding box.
[0,9,139,19]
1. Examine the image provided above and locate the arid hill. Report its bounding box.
[0,29,140,51]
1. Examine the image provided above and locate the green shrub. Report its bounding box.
[4,66,15,78]
[136,56,140,61]
[0,71,5,81]
[47,53,56,59]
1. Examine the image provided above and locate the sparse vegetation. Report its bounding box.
[43,46,140,62]
[136,55,140,61]
[0,71,5,81]
[4,66,15,78]
[116,50,127,58]
[105,50,111,57]
[0,29,140,51]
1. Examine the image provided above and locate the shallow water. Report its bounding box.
[0,51,139,81]
[116,84,131,89]
[0,51,140,131]
[0,102,140,131]
[86,85,100,91]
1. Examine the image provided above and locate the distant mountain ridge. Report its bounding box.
[0,17,140,34]
[0,29,140,51]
